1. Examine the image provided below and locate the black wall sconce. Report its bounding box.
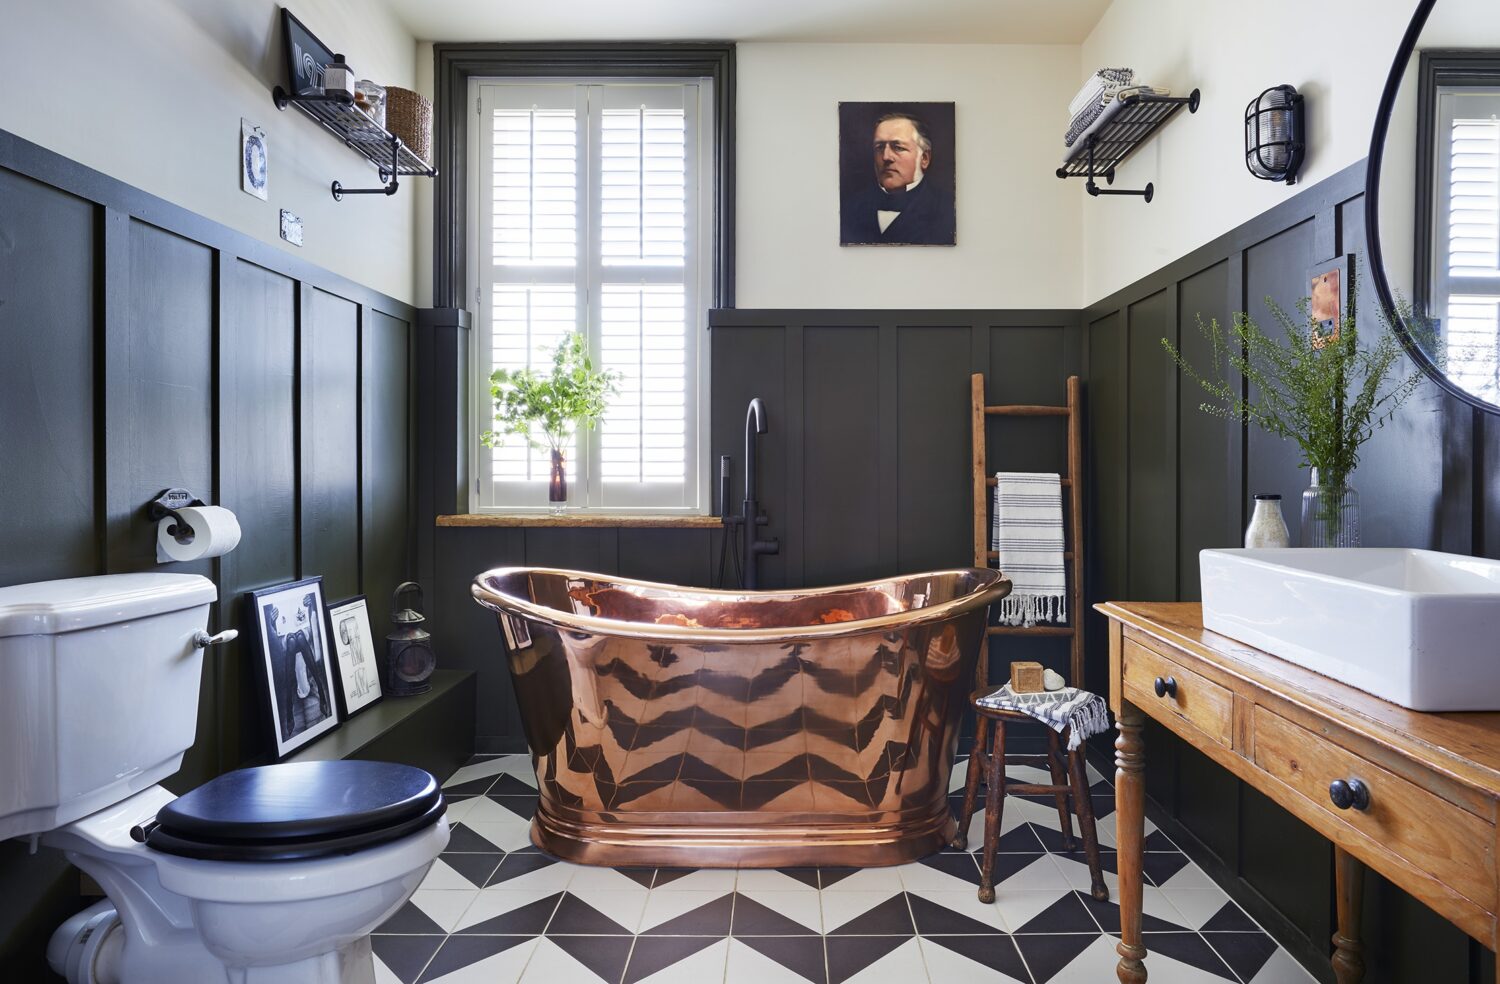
[1245,84,1305,184]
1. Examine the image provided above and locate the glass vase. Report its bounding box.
[548,448,567,514]
[1300,468,1359,547]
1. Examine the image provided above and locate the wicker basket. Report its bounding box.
[385,86,433,167]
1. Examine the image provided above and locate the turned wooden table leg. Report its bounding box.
[1331,846,1366,983]
[1115,701,1148,984]
[952,714,989,850]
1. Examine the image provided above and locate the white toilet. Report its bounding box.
[0,573,450,984]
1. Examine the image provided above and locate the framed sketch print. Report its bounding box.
[326,596,383,718]
[247,577,339,758]
[839,101,956,246]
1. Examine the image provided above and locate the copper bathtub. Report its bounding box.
[470,567,1010,867]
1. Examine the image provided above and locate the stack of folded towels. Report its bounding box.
[1064,67,1171,153]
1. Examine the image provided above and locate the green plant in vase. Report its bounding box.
[482,333,618,512]
[1162,296,1427,546]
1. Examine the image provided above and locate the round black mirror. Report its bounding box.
[1367,0,1500,413]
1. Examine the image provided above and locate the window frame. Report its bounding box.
[466,79,712,514]
[1415,50,1500,317]
[433,43,734,516]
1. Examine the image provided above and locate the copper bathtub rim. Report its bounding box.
[469,566,1012,645]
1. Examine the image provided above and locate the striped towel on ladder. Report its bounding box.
[991,472,1066,626]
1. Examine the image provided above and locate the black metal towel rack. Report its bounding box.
[272,86,436,200]
[1056,88,1200,203]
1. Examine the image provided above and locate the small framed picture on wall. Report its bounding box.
[247,577,340,758]
[326,596,383,718]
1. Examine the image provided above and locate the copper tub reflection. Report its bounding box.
[470,567,1010,867]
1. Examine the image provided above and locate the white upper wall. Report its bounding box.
[0,0,419,304]
[1078,0,1416,305]
[735,42,1082,309]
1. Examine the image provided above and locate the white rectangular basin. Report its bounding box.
[1200,548,1500,711]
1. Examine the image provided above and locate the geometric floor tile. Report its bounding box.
[371,752,1321,984]
[919,935,1030,983]
[372,933,444,984]
[728,936,827,983]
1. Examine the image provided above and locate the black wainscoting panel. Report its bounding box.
[803,325,881,586]
[300,287,361,599]
[0,170,98,584]
[433,526,526,750]
[363,309,413,631]
[1125,289,1177,602]
[1084,160,1496,981]
[1242,220,1319,527]
[895,324,972,574]
[106,220,215,575]
[220,260,299,767]
[1173,261,1231,600]
[709,322,788,586]
[0,130,417,977]
[1083,312,1127,699]
[617,527,714,587]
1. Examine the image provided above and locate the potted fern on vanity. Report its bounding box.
[1163,297,1427,547]
[482,334,618,513]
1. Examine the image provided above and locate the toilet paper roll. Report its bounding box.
[157,505,242,563]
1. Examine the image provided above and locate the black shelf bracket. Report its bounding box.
[1056,88,1200,204]
[272,85,435,201]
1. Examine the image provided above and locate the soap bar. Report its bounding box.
[1010,661,1045,694]
[1043,668,1066,692]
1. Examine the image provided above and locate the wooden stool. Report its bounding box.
[953,696,1108,904]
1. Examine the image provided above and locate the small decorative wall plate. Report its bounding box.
[240,118,268,201]
[280,209,303,247]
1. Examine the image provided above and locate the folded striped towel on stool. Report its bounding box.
[991,472,1066,626]
[976,684,1111,751]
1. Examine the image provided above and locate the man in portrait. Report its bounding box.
[839,106,956,246]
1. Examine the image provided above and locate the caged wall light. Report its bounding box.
[1245,84,1306,184]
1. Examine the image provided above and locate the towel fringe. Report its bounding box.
[997,591,1068,628]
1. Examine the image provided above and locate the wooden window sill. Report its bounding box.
[436,513,723,529]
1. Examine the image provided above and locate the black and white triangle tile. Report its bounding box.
[371,753,1318,983]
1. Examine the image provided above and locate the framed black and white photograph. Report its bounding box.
[247,577,339,758]
[838,101,956,246]
[326,595,383,718]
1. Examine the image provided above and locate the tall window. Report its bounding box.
[471,80,712,512]
[1432,87,1500,401]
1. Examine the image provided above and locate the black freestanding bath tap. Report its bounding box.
[741,398,779,589]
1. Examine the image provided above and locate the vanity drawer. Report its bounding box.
[1121,639,1233,747]
[1252,705,1496,912]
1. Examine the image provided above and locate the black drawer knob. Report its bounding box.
[1153,676,1178,699]
[1328,778,1370,811]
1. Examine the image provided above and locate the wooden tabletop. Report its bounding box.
[1096,601,1500,797]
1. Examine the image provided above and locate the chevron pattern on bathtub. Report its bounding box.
[558,641,939,814]
[369,753,1316,984]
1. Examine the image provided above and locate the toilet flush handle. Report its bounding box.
[192,629,239,649]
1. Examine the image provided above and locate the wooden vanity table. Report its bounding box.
[1097,602,1500,983]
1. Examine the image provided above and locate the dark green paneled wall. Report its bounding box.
[1084,159,1492,982]
[428,311,1084,749]
[0,130,416,977]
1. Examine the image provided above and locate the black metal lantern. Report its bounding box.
[1245,84,1305,184]
[383,581,437,696]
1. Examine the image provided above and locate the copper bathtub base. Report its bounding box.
[531,807,960,868]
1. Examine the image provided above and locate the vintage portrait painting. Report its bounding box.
[839,101,956,246]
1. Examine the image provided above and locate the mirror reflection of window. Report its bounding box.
[1432,85,1500,400]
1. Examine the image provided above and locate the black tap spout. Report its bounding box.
[740,397,778,588]
[744,398,766,504]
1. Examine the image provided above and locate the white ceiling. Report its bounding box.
[386,0,1114,45]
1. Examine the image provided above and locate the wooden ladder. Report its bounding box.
[970,373,1084,689]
